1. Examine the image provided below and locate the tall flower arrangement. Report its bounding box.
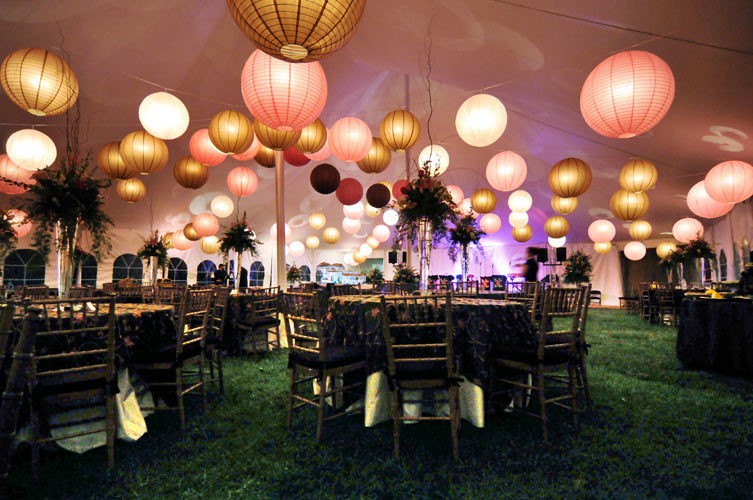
[219,212,262,290]
[563,250,593,284]
[137,229,169,284]
[0,210,18,262]
[448,215,485,280]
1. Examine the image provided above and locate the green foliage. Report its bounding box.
[660,249,685,268]
[448,215,485,262]
[392,263,419,284]
[220,212,262,258]
[364,266,384,284]
[395,163,458,245]
[136,229,169,269]
[0,210,18,262]
[286,263,301,283]
[683,238,715,259]
[563,249,593,283]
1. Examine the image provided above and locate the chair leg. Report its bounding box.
[391,389,401,459]
[568,363,579,432]
[216,351,224,395]
[449,385,459,461]
[287,366,296,431]
[315,372,326,444]
[579,360,592,408]
[30,407,41,479]
[106,393,116,470]
[176,367,185,429]
[537,369,548,442]
[199,354,208,413]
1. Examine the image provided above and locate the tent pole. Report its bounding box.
[275,149,287,291]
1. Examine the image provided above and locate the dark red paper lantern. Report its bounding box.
[366,183,391,208]
[336,177,363,205]
[283,147,311,167]
[392,179,408,200]
[310,163,340,194]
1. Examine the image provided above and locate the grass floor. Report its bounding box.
[8,309,753,499]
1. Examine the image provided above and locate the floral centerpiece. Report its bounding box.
[0,210,18,264]
[286,263,302,285]
[563,250,593,284]
[682,238,715,285]
[659,249,685,282]
[448,215,485,281]
[219,212,261,290]
[365,266,384,286]
[137,229,169,285]
[392,264,419,286]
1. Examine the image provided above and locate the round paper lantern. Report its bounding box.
[372,224,391,243]
[619,159,658,193]
[359,243,373,257]
[271,223,292,242]
[193,213,220,238]
[116,178,146,203]
[366,236,380,249]
[672,217,704,244]
[629,220,652,241]
[508,211,528,229]
[227,166,259,197]
[357,137,392,173]
[507,190,533,212]
[283,147,310,167]
[383,209,399,226]
[417,144,450,176]
[310,163,340,194]
[479,213,502,234]
[231,136,262,161]
[392,179,408,200]
[471,188,497,214]
[211,195,235,218]
[704,160,753,204]
[580,50,675,139]
[309,212,326,230]
[687,180,734,219]
[188,129,225,167]
[455,94,507,147]
[296,119,327,153]
[551,196,578,215]
[171,230,193,251]
[163,232,174,249]
[304,135,332,161]
[208,110,254,154]
[0,155,33,194]
[366,184,391,208]
[594,242,612,254]
[6,129,56,171]
[255,145,276,168]
[305,235,320,249]
[97,142,136,180]
[343,202,364,219]
[183,223,201,241]
[486,151,526,192]
[549,158,592,198]
[459,198,479,218]
[200,236,221,254]
[120,131,169,175]
[254,120,301,151]
[656,241,678,259]
[343,252,356,267]
[624,241,647,261]
[330,117,372,162]
[446,185,464,205]
[512,224,533,243]
[1,48,78,116]
[342,217,361,235]
[289,240,306,258]
[138,92,189,140]
[380,109,420,151]
[322,227,340,244]
[365,204,381,217]
[7,209,31,238]
[610,189,649,221]
[335,177,363,205]
[544,216,569,238]
[353,251,367,264]
[588,219,616,243]
[173,156,209,189]
[548,236,566,248]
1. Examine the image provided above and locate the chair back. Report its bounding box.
[21,286,50,301]
[536,287,585,361]
[208,286,232,342]
[102,282,117,294]
[68,285,94,299]
[577,284,592,352]
[453,280,479,297]
[384,282,418,295]
[507,281,541,321]
[174,288,214,361]
[249,286,281,321]
[330,284,361,296]
[281,291,325,360]
[426,282,452,294]
[140,285,155,303]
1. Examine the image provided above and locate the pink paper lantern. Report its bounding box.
[193,212,220,237]
[672,217,704,244]
[687,181,734,219]
[703,160,753,204]
[190,129,226,166]
[336,177,363,205]
[231,136,261,161]
[486,151,527,192]
[372,224,391,243]
[7,209,31,238]
[479,213,502,234]
[343,202,364,219]
[283,147,311,167]
[240,50,327,132]
[171,230,193,250]
[0,154,34,194]
[624,241,647,261]
[588,219,616,243]
[580,50,675,139]
[446,185,464,205]
[392,179,408,200]
[330,117,372,162]
[342,217,361,235]
[227,166,259,197]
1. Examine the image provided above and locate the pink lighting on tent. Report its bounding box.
[479,213,502,234]
[686,181,734,219]
[0,154,34,194]
[486,151,527,192]
[335,177,363,205]
[7,209,31,238]
[588,219,616,243]
[193,213,220,237]
[231,136,261,161]
[330,117,372,162]
[672,217,704,244]
[283,147,310,167]
[624,241,647,261]
[703,160,753,204]
[189,129,226,166]
[227,166,259,197]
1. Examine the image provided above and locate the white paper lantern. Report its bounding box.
[138,92,190,140]
[342,217,361,235]
[624,241,647,261]
[271,222,292,243]
[289,240,305,257]
[372,224,391,242]
[305,235,320,249]
[343,202,364,219]
[6,129,56,171]
[459,198,479,218]
[486,151,526,192]
[508,211,529,229]
[479,213,502,234]
[344,252,357,267]
[548,236,566,248]
[382,208,399,226]
[672,217,704,244]
[455,94,507,147]
[359,243,373,256]
[417,144,450,176]
[210,195,235,218]
[507,190,533,212]
[588,219,616,243]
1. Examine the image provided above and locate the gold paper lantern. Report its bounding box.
[119,131,169,175]
[619,159,658,193]
[208,110,254,154]
[296,119,327,153]
[471,188,497,214]
[183,223,201,241]
[594,242,612,254]
[353,250,367,264]
[97,142,136,180]
[366,236,380,249]
[254,120,301,151]
[305,235,320,249]
[356,137,392,174]
[173,156,209,189]
[163,232,173,249]
[322,227,340,244]
[200,236,221,254]
[0,48,79,116]
[512,224,533,243]
[656,241,678,259]
[550,196,578,215]
[365,204,381,217]
[116,178,146,203]
[255,145,276,168]
[544,215,570,238]
[628,220,652,241]
[549,157,592,198]
[309,213,326,229]
[610,189,649,221]
[380,109,420,152]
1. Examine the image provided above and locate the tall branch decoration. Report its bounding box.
[219,211,262,291]
[448,215,485,281]
[137,229,169,285]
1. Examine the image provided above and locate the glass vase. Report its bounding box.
[417,217,432,293]
[235,251,243,292]
[56,221,78,298]
[461,245,469,282]
[149,256,159,285]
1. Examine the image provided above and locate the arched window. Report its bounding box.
[249,261,265,287]
[315,262,329,284]
[300,265,311,282]
[74,251,98,286]
[112,253,143,282]
[719,250,727,281]
[168,257,188,284]
[197,260,217,286]
[3,249,45,287]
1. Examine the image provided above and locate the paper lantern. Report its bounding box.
[330,117,372,162]
[383,209,399,226]
[231,136,262,161]
[704,160,753,204]
[7,209,31,238]
[343,202,364,219]
[353,251,367,264]
[610,189,649,221]
[672,217,704,244]
[171,230,193,251]
[183,223,201,241]
[594,242,612,254]
[283,147,310,167]
[120,131,169,175]
[187,129,225,167]
[116,178,146,203]
[687,180,734,219]
[580,50,675,139]
[336,177,363,205]
[456,94,507,147]
[343,252,356,267]
[6,129,56,171]
[624,241,647,261]
[619,159,658,193]
[227,0,365,62]
[508,211,528,229]
[296,119,327,153]
[357,137,391,173]
[366,236,380,249]
[97,142,136,180]
[193,213,220,238]
[459,198,479,219]
[304,134,332,161]
[310,163,340,194]
[271,223,292,242]
[227,166,259,197]
[365,204,381,217]
[512,224,533,243]
[544,216,569,238]
[549,158,592,198]
[551,196,578,215]
[211,195,234,218]
[548,236,566,248]
[366,184,391,209]
[173,156,209,189]
[240,50,327,131]
[417,144,450,177]
[486,151,526,192]
[1,48,78,116]
[254,120,301,151]
[305,235,320,249]
[289,241,306,258]
[163,232,174,249]
[200,236,221,254]
[471,188,497,214]
[138,92,189,140]
[208,110,254,154]
[372,224,391,243]
[342,217,361,235]
[255,145,276,168]
[322,227,340,244]
[380,109,420,152]
[629,220,652,241]
[507,190,532,212]
[588,220,616,243]
[0,155,33,194]
[392,179,408,200]
[446,185,464,206]
[309,212,326,230]
[656,241,678,259]
[479,213,502,234]
[359,243,373,257]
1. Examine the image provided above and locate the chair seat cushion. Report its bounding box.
[289,344,364,369]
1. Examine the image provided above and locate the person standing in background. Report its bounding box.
[522,247,540,282]
[213,264,228,285]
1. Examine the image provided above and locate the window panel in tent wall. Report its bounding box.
[300,265,311,282]
[719,250,728,281]
[249,261,265,287]
[197,260,217,286]
[3,249,45,287]
[74,252,98,286]
[168,257,188,284]
[112,253,143,282]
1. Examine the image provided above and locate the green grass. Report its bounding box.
[8,310,753,498]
